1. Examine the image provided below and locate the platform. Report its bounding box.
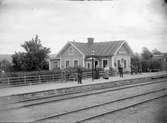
[0,72,167,98]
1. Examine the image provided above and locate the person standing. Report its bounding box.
[103,66,109,79]
[120,66,123,77]
[118,65,123,78]
[77,67,82,84]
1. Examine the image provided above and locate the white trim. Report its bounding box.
[56,42,70,58]
[124,41,134,55]
[49,59,52,70]
[70,42,85,57]
[60,55,62,69]
[83,56,85,67]
[56,41,85,57]
[114,41,133,56]
[114,41,125,55]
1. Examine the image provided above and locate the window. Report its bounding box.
[103,60,108,68]
[86,62,91,69]
[53,61,58,68]
[74,60,78,67]
[121,58,124,63]
[95,60,99,68]
[117,60,120,67]
[66,60,69,68]
[114,62,116,67]
[88,63,90,69]
[124,60,126,68]
[68,47,74,55]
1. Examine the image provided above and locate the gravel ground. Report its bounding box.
[85,96,167,123]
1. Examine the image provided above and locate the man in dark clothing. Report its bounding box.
[118,65,123,78]
[77,67,82,84]
[130,65,134,75]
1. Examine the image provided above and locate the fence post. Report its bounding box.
[52,74,54,81]
[38,75,41,83]
[7,77,10,86]
[24,76,26,85]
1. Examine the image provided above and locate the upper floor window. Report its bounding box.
[68,47,74,55]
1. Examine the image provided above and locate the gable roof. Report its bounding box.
[71,40,127,57]
[54,40,133,59]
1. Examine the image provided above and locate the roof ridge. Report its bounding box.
[71,40,125,44]
[94,40,125,43]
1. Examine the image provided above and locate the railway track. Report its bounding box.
[0,77,166,122]
[0,77,167,111]
[34,79,167,123]
[38,89,166,123]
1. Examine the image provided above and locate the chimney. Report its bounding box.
[87,37,94,45]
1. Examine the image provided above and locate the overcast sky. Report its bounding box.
[0,0,167,54]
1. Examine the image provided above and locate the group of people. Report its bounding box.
[130,65,142,75]
[76,64,142,84]
[76,65,124,84]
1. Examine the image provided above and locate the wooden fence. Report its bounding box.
[0,70,108,88]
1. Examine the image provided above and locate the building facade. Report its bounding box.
[49,38,133,72]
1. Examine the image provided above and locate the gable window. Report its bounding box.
[102,59,108,68]
[68,47,74,55]
[74,60,79,67]
[66,60,70,68]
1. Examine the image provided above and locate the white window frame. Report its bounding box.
[102,59,108,68]
[65,60,70,68]
[73,59,79,67]
[53,61,58,68]
[86,61,91,69]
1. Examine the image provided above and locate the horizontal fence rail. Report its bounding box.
[0,70,112,88]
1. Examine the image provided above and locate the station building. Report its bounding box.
[49,38,133,72]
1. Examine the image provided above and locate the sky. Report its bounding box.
[0,0,167,55]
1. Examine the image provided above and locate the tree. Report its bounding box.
[131,53,141,66]
[12,52,26,71]
[152,48,162,55]
[141,47,153,60]
[0,59,13,72]
[140,47,152,72]
[12,35,50,71]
